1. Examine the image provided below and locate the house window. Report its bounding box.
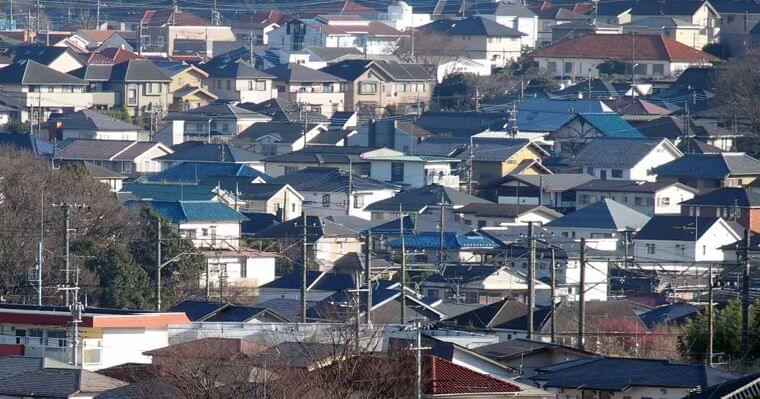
[652,64,665,75]
[359,82,377,94]
[353,194,364,208]
[464,219,472,225]
[564,62,573,74]
[256,80,267,91]
[390,162,404,182]
[322,194,331,207]
[427,289,439,298]
[284,166,298,175]
[340,82,350,92]
[660,197,670,206]
[226,80,231,90]
[646,243,656,254]
[477,220,487,228]
[397,83,406,92]
[240,263,247,278]
[611,169,623,178]
[127,84,137,105]
[586,166,593,174]
[634,196,643,206]
[248,80,253,90]
[547,61,558,73]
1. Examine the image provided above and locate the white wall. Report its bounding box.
[99,327,168,370]
[178,221,241,250]
[629,141,681,182]
[655,185,695,214]
[369,160,426,187]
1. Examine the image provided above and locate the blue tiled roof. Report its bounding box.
[387,232,498,249]
[148,162,271,183]
[120,182,216,202]
[574,113,643,138]
[150,200,248,223]
[515,99,612,133]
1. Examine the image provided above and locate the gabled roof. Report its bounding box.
[265,63,345,83]
[167,102,268,123]
[0,59,86,85]
[4,45,75,65]
[639,302,699,328]
[254,215,361,242]
[120,182,217,202]
[685,373,760,399]
[271,167,396,192]
[419,16,525,37]
[653,153,760,179]
[414,112,509,137]
[201,59,274,79]
[365,184,491,213]
[97,47,142,63]
[320,59,434,81]
[150,200,248,223]
[562,113,644,138]
[634,215,734,241]
[564,137,675,168]
[159,142,264,163]
[515,99,613,133]
[50,109,139,132]
[681,187,760,207]
[239,97,324,123]
[108,59,171,82]
[59,139,169,161]
[474,338,591,361]
[630,0,708,16]
[546,198,651,230]
[148,162,270,183]
[574,179,697,194]
[261,270,355,291]
[456,203,562,219]
[261,145,369,164]
[0,368,125,397]
[0,133,53,156]
[387,231,499,249]
[427,356,522,395]
[530,357,737,390]
[370,213,473,235]
[0,356,73,380]
[468,0,537,17]
[142,9,209,26]
[530,33,718,62]
[237,122,325,146]
[441,298,528,329]
[502,173,596,192]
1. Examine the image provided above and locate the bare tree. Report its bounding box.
[396,30,468,65]
[715,51,760,154]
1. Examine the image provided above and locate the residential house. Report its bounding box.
[388,231,501,263]
[139,9,235,58]
[0,303,188,370]
[170,300,287,322]
[529,358,736,399]
[150,200,249,250]
[148,161,271,184]
[574,179,698,215]
[383,0,433,32]
[455,203,562,228]
[210,177,303,221]
[509,98,615,137]
[65,161,127,192]
[255,214,364,266]
[622,16,711,50]
[156,142,265,171]
[531,33,718,79]
[235,121,329,157]
[154,61,217,111]
[3,45,84,73]
[201,51,277,104]
[546,198,651,241]
[713,0,760,56]
[361,147,460,188]
[164,102,271,141]
[496,173,596,208]
[228,10,285,45]
[262,146,369,177]
[472,0,539,49]
[680,187,760,232]
[628,0,721,43]
[639,302,700,329]
[532,5,587,47]
[66,29,134,51]
[365,183,491,221]
[0,357,126,397]
[240,97,324,123]
[58,139,172,175]
[420,265,551,305]
[550,20,623,43]
[0,60,97,123]
[265,63,347,117]
[474,339,593,377]
[271,167,398,220]
[634,115,738,152]
[47,109,143,141]
[268,15,403,56]
[257,270,356,302]
[319,59,435,116]
[561,137,682,182]
[549,114,645,156]
[70,59,173,123]
[685,372,760,399]
[418,16,525,68]
[633,215,742,267]
[0,133,54,157]
[653,153,760,191]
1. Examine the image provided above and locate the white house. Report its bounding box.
[573,180,698,216]
[151,200,249,251]
[49,109,143,141]
[58,139,173,175]
[203,249,277,291]
[477,0,539,49]
[456,203,562,228]
[633,215,743,268]
[362,148,460,188]
[546,198,651,242]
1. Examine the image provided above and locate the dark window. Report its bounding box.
[322,194,331,207]
[611,169,623,178]
[391,162,404,182]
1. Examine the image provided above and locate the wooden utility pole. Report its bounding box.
[742,229,751,355]
[578,238,587,350]
[301,211,308,323]
[527,222,535,339]
[550,247,556,343]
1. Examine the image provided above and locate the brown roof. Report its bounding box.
[142,9,209,26]
[77,29,117,44]
[427,356,521,395]
[531,33,718,62]
[98,47,143,63]
[145,337,267,358]
[312,21,402,36]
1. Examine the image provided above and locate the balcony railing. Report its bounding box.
[427,174,460,188]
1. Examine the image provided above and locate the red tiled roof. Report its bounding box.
[530,33,718,62]
[428,356,521,395]
[98,47,143,63]
[85,52,115,64]
[142,9,209,27]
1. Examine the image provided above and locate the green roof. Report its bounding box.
[577,113,643,138]
[151,200,248,223]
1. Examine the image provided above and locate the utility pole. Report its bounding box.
[400,203,407,326]
[9,0,13,31]
[301,210,308,323]
[578,238,587,350]
[527,222,535,339]
[741,229,751,356]
[96,0,101,29]
[365,229,372,325]
[155,217,162,311]
[438,191,445,270]
[707,262,714,366]
[550,247,556,343]
[411,321,431,399]
[467,135,474,194]
[347,161,353,215]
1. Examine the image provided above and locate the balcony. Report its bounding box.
[427,174,460,189]
[20,92,116,109]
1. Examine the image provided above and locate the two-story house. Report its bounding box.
[362,147,460,188]
[628,0,720,44]
[201,56,277,104]
[653,153,760,192]
[47,109,143,141]
[265,63,347,117]
[574,179,698,216]
[550,114,646,156]
[562,137,683,182]
[164,102,271,141]
[473,1,539,49]
[151,200,249,250]
[154,61,217,111]
[58,139,173,175]
[320,59,435,116]
[139,9,236,58]
[680,187,760,233]
[234,120,329,157]
[418,16,525,67]
[546,198,651,241]
[209,177,303,221]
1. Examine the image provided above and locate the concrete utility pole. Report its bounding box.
[155,217,162,311]
[438,191,445,270]
[96,0,101,29]
[301,210,308,323]
[527,222,536,339]
[742,229,751,356]
[467,135,474,194]
[410,321,431,399]
[550,247,556,343]
[707,262,714,366]
[52,203,88,307]
[347,161,353,215]
[365,229,372,325]
[578,238,587,350]
[400,203,407,326]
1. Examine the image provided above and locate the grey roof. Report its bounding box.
[261,145,370,165]
[626,16,701,28]
[202,59,274,79]
[530,357,737,390]
[653,153,760,179]
[58,139,147,161]
[0,59,87,85]
[504,173,596,191]
[420,16,525,37]
[546,198,651,230]
[365,184,492,213]
[0,368,126,397]
[70,59,171,82]
[5,45,74,65]
[470,1,537,17]
[634,215,728,241]
[414,112,509,137]
[681,187,760,207]
[236,122,323,145]
[271,167,397,192]
[0,132,54,156]
[50,109,140,132]
[456,203,562,218]
[686,373,760,399]
[630,0,708,16]
[95,379,179,399]
[160,142,264,163]
[254,215,361,242]
[69,63,113,81]
[166,102,269,122]
[574,179,659,193]
[265,63,345,83]
[563,138,672,169]
[0,356,73,380]
[113,142,163,161]
[474,338,590,360]
[320,59,434,81]
[239,97,325,123]
[305,46,363,61]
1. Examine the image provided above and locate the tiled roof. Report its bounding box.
[573,179,658,193]
[0,133,53,156]
[441,298,528,329]
[653,153,760,179]
[262,270,355,291]
[149,162,270,183]
[0,368,125,397]
[239,97,324,123]
[420,16,525,37]
[4,45,73,65]
[681,187,760,207]
[634,215,725,241]
[503,173,596,191]
[120,182,216,202]
[365,184,491,212]
[530,33,718,62]
[639,302,698,328]
[97,47,142,63]
[456,203,562,218]
[515,99,613,133]
[320,59,434,81]
[0,59,86,85]
[265,63,345,83]
[563,137,668,168]
[150,200,248,223]
[630,0,707,16]
[386,232,499,249]
[159,142,264,163]
[569,113,644,138]
[50,109,139,132]
[414,112,509,137]
[427,356,521,394]
[59,139,157,161]
[201,59,274,79]
[271,167,396,192]
[254,214,361,242]
[142,9,209,26]
[546,198,651,230]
